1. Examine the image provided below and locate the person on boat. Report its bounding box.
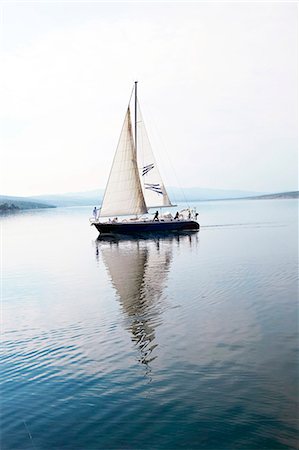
[93,207,98,220]
[153,210,159,221]
[188,210,191,220]
[174,211,179,220]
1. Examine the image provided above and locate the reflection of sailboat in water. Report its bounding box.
[98,235,184,368]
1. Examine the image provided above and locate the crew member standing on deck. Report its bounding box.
[153,210,159,221]
[93,207,98,221]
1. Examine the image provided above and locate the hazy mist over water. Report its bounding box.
[2,199,298,449]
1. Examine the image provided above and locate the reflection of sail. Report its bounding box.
[99,237,174,368]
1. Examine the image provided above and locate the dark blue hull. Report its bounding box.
[93,220,199,235]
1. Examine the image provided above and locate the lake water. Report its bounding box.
[2,199,298,449]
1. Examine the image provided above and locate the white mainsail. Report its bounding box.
[100,108,147,218]
[136,103,173,209]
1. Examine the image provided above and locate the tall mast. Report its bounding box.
[134,81,138,155]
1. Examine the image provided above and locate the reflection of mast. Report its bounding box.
[98,237,173,369]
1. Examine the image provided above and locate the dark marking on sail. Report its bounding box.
[145,183,163,195]
[142,164,154,176]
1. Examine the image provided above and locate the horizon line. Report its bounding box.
[1,187,299,199]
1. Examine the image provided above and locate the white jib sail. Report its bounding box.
[136,104,173,208]
[100,108,148,218]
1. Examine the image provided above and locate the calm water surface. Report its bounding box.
[2,200,298,449]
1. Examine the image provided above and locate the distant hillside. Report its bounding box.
[0,203,20,212]
[30,187,263,207]
[244,191,299,200]
[30,190,105,207]
[0,195,56,211]
[167,187,265,202]
[2,189,296,210]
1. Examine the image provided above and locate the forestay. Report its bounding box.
[136,104,173,208]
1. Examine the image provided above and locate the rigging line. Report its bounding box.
[137,99,173,206]
[136,101,145,171]
[141,102,190,209]
[127,84,135,109]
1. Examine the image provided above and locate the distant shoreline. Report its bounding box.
[0,203,20,212]
[0,200,56,213]
[0,190,297,212]
[204,191,299,202]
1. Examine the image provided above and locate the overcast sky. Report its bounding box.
[1,1,297,196]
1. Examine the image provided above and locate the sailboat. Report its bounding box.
[91,82,199,235]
